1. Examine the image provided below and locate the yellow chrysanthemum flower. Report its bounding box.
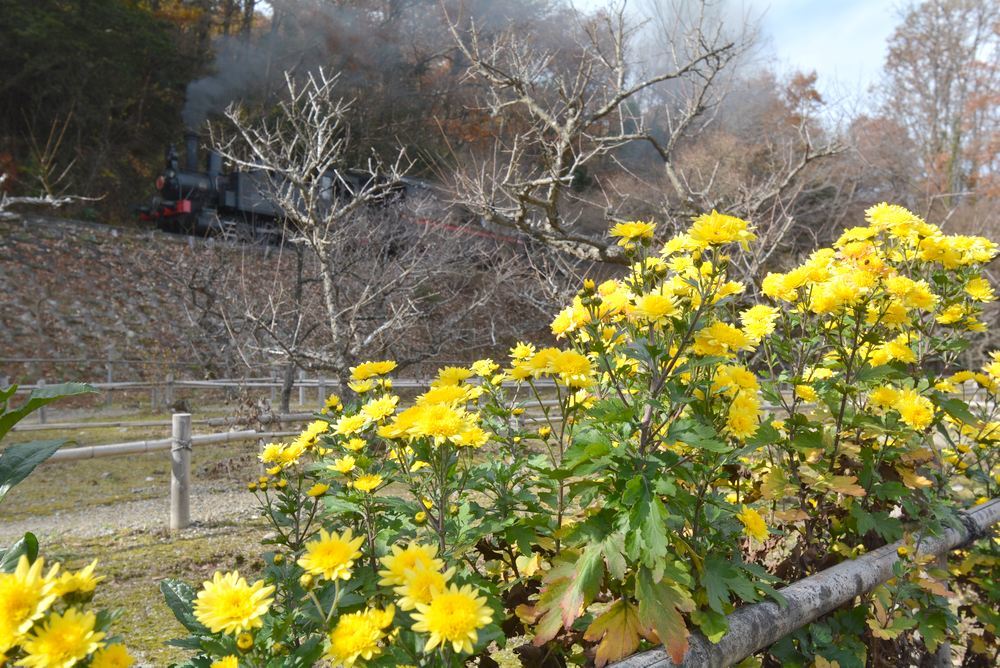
[411,583,494,655]
[361,395,399,422]
[711,365,758,397]
[378,543,444,587]
[739,304,779,341]
[52,559,103,597]
[609,220,656,246]
[343,438,366,452]
[258,442,285,465]
[689,210,755,247]
[627,291,679,326]
[416,384,475,407]
[348,379,375,394]
[90,644,135,668]
[353,474,384,493]
[549,350,594,388]
[329,455,357,474]
[726,394,760,441]
[395,565,455,611]
[193,571,274,635]
[210,656,239,668]
[893,389,934,431]
[509,341,536,362]
[692,321,750,357]
[322,393,343,413]
[432,366,474,387]
[0,555,58,652]
[298,529,364,581]
[18,608,105,668]
[964,277,996,302]
[334,413,369,436]
[551,298,590,338]
[868,387,899,416]
[736,505,768,541]
[298,420,330,447]
[350,360,397,381]
[470,359,499,377]
[324,606,395,667]
[794,384,817,402]
[307,483,330,497]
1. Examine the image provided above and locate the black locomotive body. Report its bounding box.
[138,133,404,240]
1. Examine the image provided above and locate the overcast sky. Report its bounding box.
[573,0,904,104]
[754,0,900,100]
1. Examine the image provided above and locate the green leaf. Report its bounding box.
[0,439,67,504]
[159,579,209,634]
[636,567,694,664]
[691,608,728,643]
[0,532,39,572]
[850,503,876,536]
[588,398,633,424]
[938,397,976,426]
[670,419,729,452]
[701,556,737,614]
[0,383,96,440]
[629,492,670,569]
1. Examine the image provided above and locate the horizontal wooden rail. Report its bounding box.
[612,498,1000,668]
[12,412,315,432]
[46,429,298,463]
[9,377,558,393]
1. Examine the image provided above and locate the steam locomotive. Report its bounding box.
[138,133,408,241]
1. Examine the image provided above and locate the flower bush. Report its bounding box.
[0,383,134,668]
[163,204,998,667]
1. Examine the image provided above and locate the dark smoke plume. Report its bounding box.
[181,0,347,129]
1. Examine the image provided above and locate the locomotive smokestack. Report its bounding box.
[184,132,199,172]
[207,150,222,180]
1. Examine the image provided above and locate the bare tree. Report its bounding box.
[444,0,842,275]
[0,173,81,221]
[208,69,535,388]
[882,0,999,212]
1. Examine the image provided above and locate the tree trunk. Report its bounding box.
[280,361,295,413]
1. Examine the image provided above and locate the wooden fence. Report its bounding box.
[3,372,557,423]
[40,411,315,531]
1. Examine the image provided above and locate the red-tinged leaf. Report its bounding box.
[559,546,605,627]
[583,599,645,667]
[636,568,694,664]
[528,563,574,646]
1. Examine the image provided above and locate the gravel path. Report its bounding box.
[0,484,259,543]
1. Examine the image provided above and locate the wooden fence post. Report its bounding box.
[37,379,47,423]
[165,373,175,409]
[105,360,113,407]
[298,369,306,406]
[170,413,192,531]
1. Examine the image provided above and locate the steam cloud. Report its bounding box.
[181,0,347,130]
[181,0,562,130]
